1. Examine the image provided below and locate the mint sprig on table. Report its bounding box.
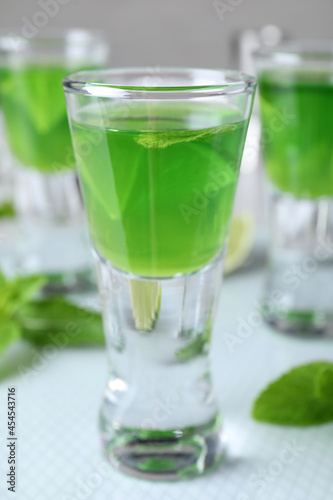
[20,296,104,347]
[253,362,333,426]
[0,271,104,359]
[0,202,15,218]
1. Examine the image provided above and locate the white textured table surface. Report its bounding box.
[0,257,332,500]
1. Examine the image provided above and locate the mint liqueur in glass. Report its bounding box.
[255,42,333,334]
[258,70,333,199]
[71,103,247,277]
[0,65,77,173]
[0,30,108,290]
[64,68,255,480]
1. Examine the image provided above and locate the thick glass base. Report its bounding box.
[95,250,225,480]
[263,309,333,337]
[41,268,96,295]
[264,189,333,337]
[101,414,224,481]
[16,219,95,294]
[14,165,95,294]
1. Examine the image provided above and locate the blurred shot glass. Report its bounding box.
[255,41,333,335]
[0,28,109,292]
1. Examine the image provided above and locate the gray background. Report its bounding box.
[0,0,333,69]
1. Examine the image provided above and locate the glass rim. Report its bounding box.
[253,39,333,63]
[0,27,107,52]
[62,67,256,99]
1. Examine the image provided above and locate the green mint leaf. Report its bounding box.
[0,202,15,218]
[314,365,333,400]
[19,296,104,347]
[0,271,7,287]
[252,362,333,426]
[175,314,212,362]
[0,321,22,355]
[0,274,46,319]
[135,124,236,150]
[175,333,206,362]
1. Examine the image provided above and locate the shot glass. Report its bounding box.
[0,29,108,291]
[255,42,333,335]
[63,68,255,479]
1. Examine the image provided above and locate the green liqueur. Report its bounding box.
[0,65,89,172]
[71,103,248,277]
[258,70,333,199]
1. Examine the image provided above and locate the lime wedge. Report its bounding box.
[224,212,255,275]
[129,280,161,331]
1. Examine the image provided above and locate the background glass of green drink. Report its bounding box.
[255,42,333,335]
[64,68,256,480]
[0,29,108,290]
